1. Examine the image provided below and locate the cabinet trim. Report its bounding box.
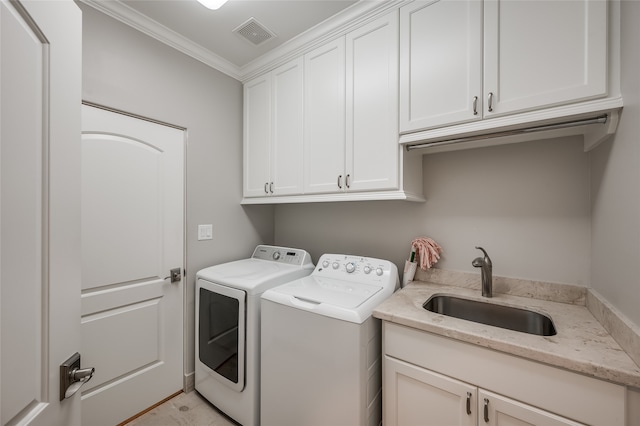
[241,189,425,205]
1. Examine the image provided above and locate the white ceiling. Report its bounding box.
[91,0,359,77]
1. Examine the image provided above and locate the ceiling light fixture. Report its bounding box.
[196,0,228,10]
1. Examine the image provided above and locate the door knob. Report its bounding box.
[164,267,182,283]
[60,352,95,400]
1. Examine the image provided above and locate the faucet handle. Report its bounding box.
[474,246,492,266]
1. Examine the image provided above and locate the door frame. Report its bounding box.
[81,100,189,392]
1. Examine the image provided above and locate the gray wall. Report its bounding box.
[590,0,640,327]
[80,4,274,376]
[275,136,590,286]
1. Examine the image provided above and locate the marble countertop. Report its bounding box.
[373,279,640,388]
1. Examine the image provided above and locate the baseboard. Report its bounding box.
[184,371,195,393]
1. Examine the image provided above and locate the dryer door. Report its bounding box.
[197,280,246,392]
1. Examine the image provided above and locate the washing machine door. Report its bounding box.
[197,280,246,392]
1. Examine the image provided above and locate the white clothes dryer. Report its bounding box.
[195,245,314,426]
[260,253,399,426]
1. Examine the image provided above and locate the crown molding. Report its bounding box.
[80,0,243,80]
[238,0,408,82]
[80,0,409,82]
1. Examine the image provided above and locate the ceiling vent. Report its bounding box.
[233,18,277,47]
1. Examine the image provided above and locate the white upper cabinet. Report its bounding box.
[272,58,304,195]
[304,12,401,195]
[483,0,607,117]
[244,58,303,197]
[243,9,424,204]
[346,11,400,192]
[400,0,609,134]
[243,74,271,197]
[303,38,346,194]
[400,0,482,132]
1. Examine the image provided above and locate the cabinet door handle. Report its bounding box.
[484,398,489,422]
[472,96,478,115]
[346,174,351,188]
[487,92,494,112]
[269,182,274,194]
[466,392,472,415]
[264,182,269,194]
[337,175,343,189]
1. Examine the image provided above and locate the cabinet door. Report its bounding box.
[272,58,304,195]
[243,74,271,197]
[346,11,399,192]
[304,38,346,194]
[483,0,607,117]
[399,0,482,133]
[384,356,477,426]
[479,389,585,426]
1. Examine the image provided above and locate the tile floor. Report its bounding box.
[126,391,237,426]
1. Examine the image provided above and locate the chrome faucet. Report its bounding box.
[472,246,492,298]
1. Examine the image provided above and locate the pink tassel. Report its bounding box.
[411,237,443,270]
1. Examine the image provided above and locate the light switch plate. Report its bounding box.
[198,224,213,241]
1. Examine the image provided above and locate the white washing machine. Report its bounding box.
[260,253,399,426]
[195,245,314,426]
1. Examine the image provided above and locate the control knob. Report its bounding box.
[332,262,340,270]
[363,266,372,274]
[272,251,281,260]
[376,267,384,276]
[322,260,330,268]
[345,262,356,273]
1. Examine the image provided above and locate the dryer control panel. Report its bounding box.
[251,245,313,267]
[314,254,399,289]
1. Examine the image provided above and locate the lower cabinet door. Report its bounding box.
[479,389,585,426]
[384,356,477,426]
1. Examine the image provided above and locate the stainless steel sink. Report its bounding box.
[423,294,557,336]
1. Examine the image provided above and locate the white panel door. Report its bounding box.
[272,57,304,196]
[384,356,477,426]
[399,0,482,132]
[346,10,399,192]
[1,1,82,425]
[80,105,184,426]
[483,0,607,117]
[304,38,346,194]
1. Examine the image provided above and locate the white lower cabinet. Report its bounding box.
[385,356,584,426]
[383,322,626,426]
[386,356,477,426]
[479,389,584,426]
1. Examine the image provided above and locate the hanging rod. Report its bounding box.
[405,114,609,151]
